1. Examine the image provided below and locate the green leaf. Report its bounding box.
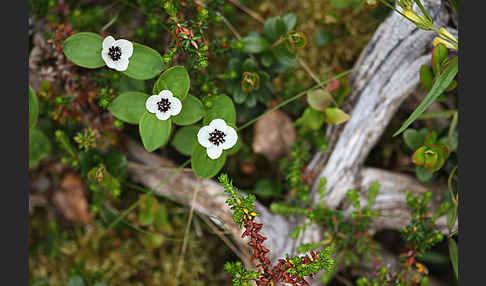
[241,35,270,53]
[307,89,333,111]
[415,166,434,182]
[172,95,204,126]
[108,91,149,124]
[191,143,226,178]
[123,42,165,80]
[139,111,172,152]
[153,66,190,100]
[29,128,51,167]
[424,131,438,146]
[448,238,458,280]
[282,13,297,31]
[420,65,434,90]
[324,107,350,125]
[202,95,236,125]
[67,276,85,286]
[431,44,448,75]
[29,86,38,128]
[272,44,297,71]
[104,150,127,178]
[412,146,427,166]
[403,128,429,151]
[295,107,326,131]
[93,283,108,286]
[263,17,287,43]
[63,32,105,68]
[171,125,200,156]
[393,56,458,136]
[113,73,145,92]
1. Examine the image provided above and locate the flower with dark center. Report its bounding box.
[197,119,238,159]
[208,129,226,146]
[108,46,122,61]
[145,90,182,120]
[157,98,171,113]
[101,36,133,71]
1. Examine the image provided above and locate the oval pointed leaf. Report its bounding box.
[139,111,171,152]
[108,91,150,124]
[202,95,236,125]
[420,65,434,90]
[412,146,427,166]
[241,35,270,54]
[307,89,332,111]
[172,95,204,126]
[63,32,105,68]
[171,125,200,156]
[153,66,190,100]
[29,86,38,128]
[123,42,165,80]
[191,143,226,178]
[324,107,350,125]
[432,44,448,75]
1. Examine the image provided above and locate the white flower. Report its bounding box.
[197,119,238,159]
[101,36,133,71]
[145,90,182,120]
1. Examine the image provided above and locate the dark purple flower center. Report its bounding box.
[157,98,171,112]
[108,46,122,61]
[209,129,226,146]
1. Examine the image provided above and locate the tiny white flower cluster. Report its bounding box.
[103,35,238,160]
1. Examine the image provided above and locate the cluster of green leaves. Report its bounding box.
[223,262,260,286]
[235,13,301,72]
[411,131,449,172]
[401,190,449,256]
[285,247,335,278]
[218,174,257,227]
[403,126,456,182]
[222,57,272,108]
[271,183,381,274]
[64,34,242,178]
[279,137,312,203]
[393,44,458,136]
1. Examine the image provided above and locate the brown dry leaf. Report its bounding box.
[52,172,90,223]
[252,110,296,162]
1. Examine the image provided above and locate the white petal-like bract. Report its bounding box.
[168,97,182,116]
[115,39,133,58]
[221,126,238,150]
[145,94,161,113]
[197,126,213,148]
[206,145,223,159]
[209,119,227,131]
[156,111,171,120]
[113,58,129,71]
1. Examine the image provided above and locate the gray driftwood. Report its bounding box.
[126,0,456,284]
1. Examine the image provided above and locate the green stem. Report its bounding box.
[237,68,356,131]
